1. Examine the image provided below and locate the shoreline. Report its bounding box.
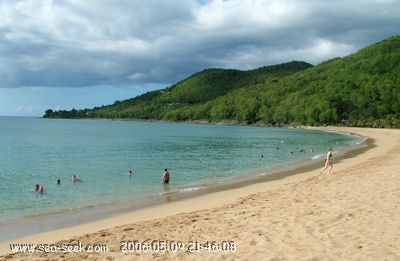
[2,127,400,260]
[0,128,365,243]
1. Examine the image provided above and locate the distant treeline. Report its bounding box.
[44,36,400,128]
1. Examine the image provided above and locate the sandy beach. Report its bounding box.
[1,127,399,260]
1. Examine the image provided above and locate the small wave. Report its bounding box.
[159,191,179,196]
[356,137,368,145]
[181,187,205,193]
[312,154,323,160]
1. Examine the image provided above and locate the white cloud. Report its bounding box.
[0,0,399,90]
[195,0,304,30]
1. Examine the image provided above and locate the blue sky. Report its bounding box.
[1,0,399,116]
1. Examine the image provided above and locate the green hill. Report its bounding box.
[44,35,400,127]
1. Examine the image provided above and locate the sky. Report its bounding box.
[0,0,399,116]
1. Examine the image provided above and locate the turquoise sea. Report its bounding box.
[0,117,366,241]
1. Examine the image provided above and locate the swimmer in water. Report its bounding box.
[162,169,170,184]
[35,184,44,193]
[72,174,79,182]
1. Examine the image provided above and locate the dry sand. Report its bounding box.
[1,127,399,260]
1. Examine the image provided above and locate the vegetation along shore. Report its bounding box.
[44,35,400,128]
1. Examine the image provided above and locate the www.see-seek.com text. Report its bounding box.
[10,240,108,253]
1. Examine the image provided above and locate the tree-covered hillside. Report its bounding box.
[44,36,400,128]
[44,61,312,120]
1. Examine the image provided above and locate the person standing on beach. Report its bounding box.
[320,147,333,174]
[162,169,170,184]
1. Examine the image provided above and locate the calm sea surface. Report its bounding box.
[0,117,365,239]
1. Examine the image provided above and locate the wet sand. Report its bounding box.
[1,127,399,260]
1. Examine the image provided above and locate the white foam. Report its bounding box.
[181,187,205,193]
[312,154,323,160]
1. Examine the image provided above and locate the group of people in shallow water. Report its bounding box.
[286,146,334,174]
[127,169,170,184]
[35,168,172,194]
[287,147,314,155]
[35,149,333,194]
[34,174,81,194]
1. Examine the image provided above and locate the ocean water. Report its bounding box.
[0,117,365,239]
